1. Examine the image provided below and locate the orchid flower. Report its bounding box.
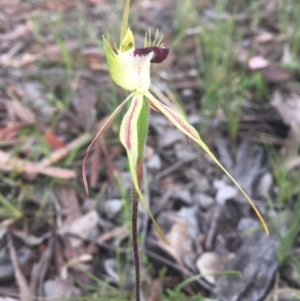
[83,1,269,245]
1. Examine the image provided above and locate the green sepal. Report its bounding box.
[120,0,131,47]
[120,94,169,245]
[137,97,149,161]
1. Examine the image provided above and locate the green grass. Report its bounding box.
[266,144,300,203]
[168,0,249,138]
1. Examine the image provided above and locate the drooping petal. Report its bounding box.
[82,92,134,195]
[146,91,269,235]
[120,94,169,244]
[150,85,184,114]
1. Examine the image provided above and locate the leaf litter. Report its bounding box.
[0,0,299,300]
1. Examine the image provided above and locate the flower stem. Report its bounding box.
[131,97,149,301]
[131,188,140,301]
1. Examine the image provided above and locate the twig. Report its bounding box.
[8,233,31,301]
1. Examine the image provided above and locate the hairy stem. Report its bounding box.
[131,98,149,301]
[131,196,139,300]
[131,161,142,301]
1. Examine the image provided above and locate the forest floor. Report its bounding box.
[0,0,300,300]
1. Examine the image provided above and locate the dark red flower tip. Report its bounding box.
[133,47,169,64]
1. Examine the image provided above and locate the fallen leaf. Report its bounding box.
[196,252,235,284]
[29,237,54,297]
[97,225,129,244]
[0,23,32,41]
[40,133,91,166]
[271,91,300,138]
[56,186,81,228]
[43,131,66,150]
[157,213,191,267]
[261,64,291,83]
[0,123,27,140]
[0,150,76,179]
[5,99,36,124]
[64,210,99,248]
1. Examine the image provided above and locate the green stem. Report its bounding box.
[131,98,149,301]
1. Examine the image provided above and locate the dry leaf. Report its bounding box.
[196,252,235,284]
[5,99,36,124]
[271,91,300,137]
[0,150,76,179]
[64,210,99,248]
[43,131,66,150]
[157,213,191,267]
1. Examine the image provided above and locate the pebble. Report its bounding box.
[103,199,123,218]
[214,180,238,205]
[147,154,162,171]
[258,172,273,197]
[194,193,215,210]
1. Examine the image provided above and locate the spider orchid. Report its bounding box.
[82,0,269,245]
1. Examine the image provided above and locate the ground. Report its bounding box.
[0,0,300,301]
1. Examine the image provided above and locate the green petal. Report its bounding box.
[146,91,269,235]
[82,92,134,196]
[120,94,169,244]
[120,28,135,52]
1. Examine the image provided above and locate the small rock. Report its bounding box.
[104,259,119,283]
[248,56,269,70]
[159,129,184,148]
[119,172,132,190]
[237,217,260,233]
[149,114,169,135]
[175,143,197,160]
[186,169,210,192]
[103,199,123,218]
[0,247,32,280]
[67,210,99,247]
[187,114,200,125]
[258,172,273,197]
[255,32,275,43]
[214,180,238,205]
[147,154,161,171]
[213,180,238,205]
[177,206,199,240]
[181,89,193,97]
[22,82,54,116]
[44,277,80,298]
[145,146,154,160]
[194,193,215,210]
[282,43,292,65]
[172,189,193,206]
